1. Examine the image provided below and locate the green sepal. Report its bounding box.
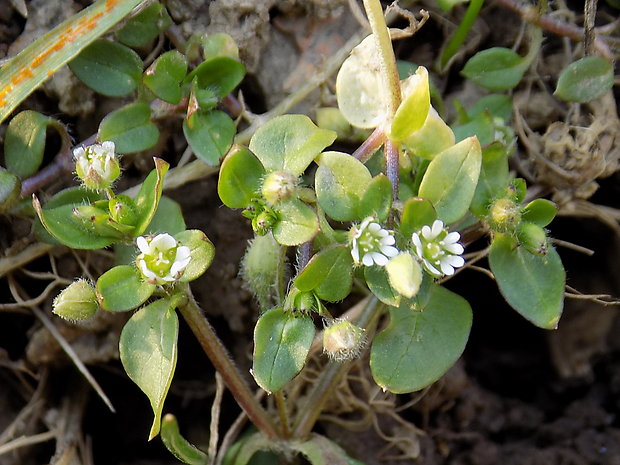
[400,197,437,239]
[249,115,337,177]
[184,56,245,99]
[521,199,557,227]
[96,265,156,312]
[160,414,208,465]
[98,102,160,154]
[488,234,564,329]
[554,56,614,103]
[357,174,392,223]
[174,230,215,282]
[143,50,188,104]
[218,145,266,209]
[69,39,143,97]
[119,298,178,440]
[314,151,372,222]
[294,245,353,302]
[115,2,172,48]
[370,285,472,393]
[132,158,169,236]
[252,307,315,393]
[4,110,52,178]
[272,198,319,246]
[183,110,235,165]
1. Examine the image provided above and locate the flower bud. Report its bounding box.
[109,195,138,226]
[261,171,297,205]
[518,223,548,255]
[53,280,98,321]
[240,233,281,310]
[489,198,521,233]
[74,141,120,190]
[323,319,366,362]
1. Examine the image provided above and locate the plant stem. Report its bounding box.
[291,297,383,439]
[352,126,387,163]
[177,283,279,439]
[439,0,484,70]
[274,391,291,439]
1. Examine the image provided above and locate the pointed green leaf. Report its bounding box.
[391,66,430,142]
[294,245,353,302]
[120,298,178,439]
[488,234,564,329]
[115,2,172,48]
[462,47,527,91]
[418,137,482,224]
[161,414,208,465]
[218,145,266,209]
[315,151,372,222]
[370,285,472,393]
[249,115,336,176]
[358,174,392,222]
[69,39,143,97]
[467,94,513,122]
[272,198,318,246]
[96,265,155,312]
[554,56,613,103]
[184,56,245,99]
[98,101,159,154]
[132,158,169,236]
[252,307,315,392]
[521,198,557,227]
[174,229,215,282]
[4,110,52,178]
[143,50,188,104]
[183,110,235,165]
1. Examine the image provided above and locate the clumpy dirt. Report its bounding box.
[0,0,619,464]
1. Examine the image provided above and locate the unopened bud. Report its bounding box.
[109,195,138,225]
[74,141,120,190]
[518,223,548,255]
[261,171,297,205]
[489,198,521,233]
[53,280,98,321]
[323,319,366,362]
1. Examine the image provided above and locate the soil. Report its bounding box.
[0,1,619,464]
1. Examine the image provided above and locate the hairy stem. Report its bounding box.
[274,391,291,439]
[177,284,279,439]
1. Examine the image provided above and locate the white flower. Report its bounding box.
[349,217,399,267]
[135,233,191,285]
[411,219,464,277]
[74,141,120,190]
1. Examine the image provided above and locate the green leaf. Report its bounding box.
[132,158,169,236]
[120,298,178,439]
[400,197,437,239]
[488,234,564,329]
[292,434,366,465]
[370,285,472,393]
[452,110,496,145]
[202,33,239,61]
[272,198,319,246]
[218,145,266,208]
[554,56,614,103]
[462,47,528,91]
[0,0,145,124]
[184,56,245,99]
[470,143,510,217]
[69,39,142,97]
[364,265,400,307]
[252,307,315,392]
[521,198,557,227]
[401,107,455,160]
[96,265,155,312]
[357,174,392,222]
[0,168,20,212]
[33,195,116,249]
[4,110,51,178]
[146,196,187,235]
[315,151,372,222]
[249,115,337,177]
[98,102,159,154]
[160,414,208,465]
[418,137,482,224]
[143,51,188,104]
[294,245,353,302]
[175,230,215,282]
[183,110,235,165]
[467,94,513,122]
[115,2,172,48]
[391,66,430,142]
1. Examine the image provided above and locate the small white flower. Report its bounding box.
[349,217,399,267]
[74,141,120,190]
[411,219,464,277]
[135,233,191,285]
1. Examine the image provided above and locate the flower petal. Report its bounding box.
[136,237,150,254]
[444,242,464,255]
[362,253,374,267]
[431,219,444,238]
[151,233,176,250]
[381,245,399,257]
[372,252,388,267]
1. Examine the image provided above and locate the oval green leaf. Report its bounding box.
[470,143,510,217]
[358,174,392,223]
[418,137,482,224]
[96,264,155,312]
[69,39,143,97]
[0,168,20,212]
[370,285,472,393]
[217,145,265,208]
[400,197,437,239]
[364,265,401,307]
[252,307,315,392]
[98,102,160,154]
[175,229,215,282]
[554,56,614,103]
[272,198,319,246]
[391,66,430,142]
[488,234,565,329]
[183,110,235,166]
[521,198,557,227]
[120,298,178,440]
[249,115,336,177]
[184,56,245,99]
[115,2,172,48]
[143,50,188,104]
[461,47,527,91]
[315,151,372,222]
[4,110,51,178]
[294,245,353,302]
[131,158,169,236]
